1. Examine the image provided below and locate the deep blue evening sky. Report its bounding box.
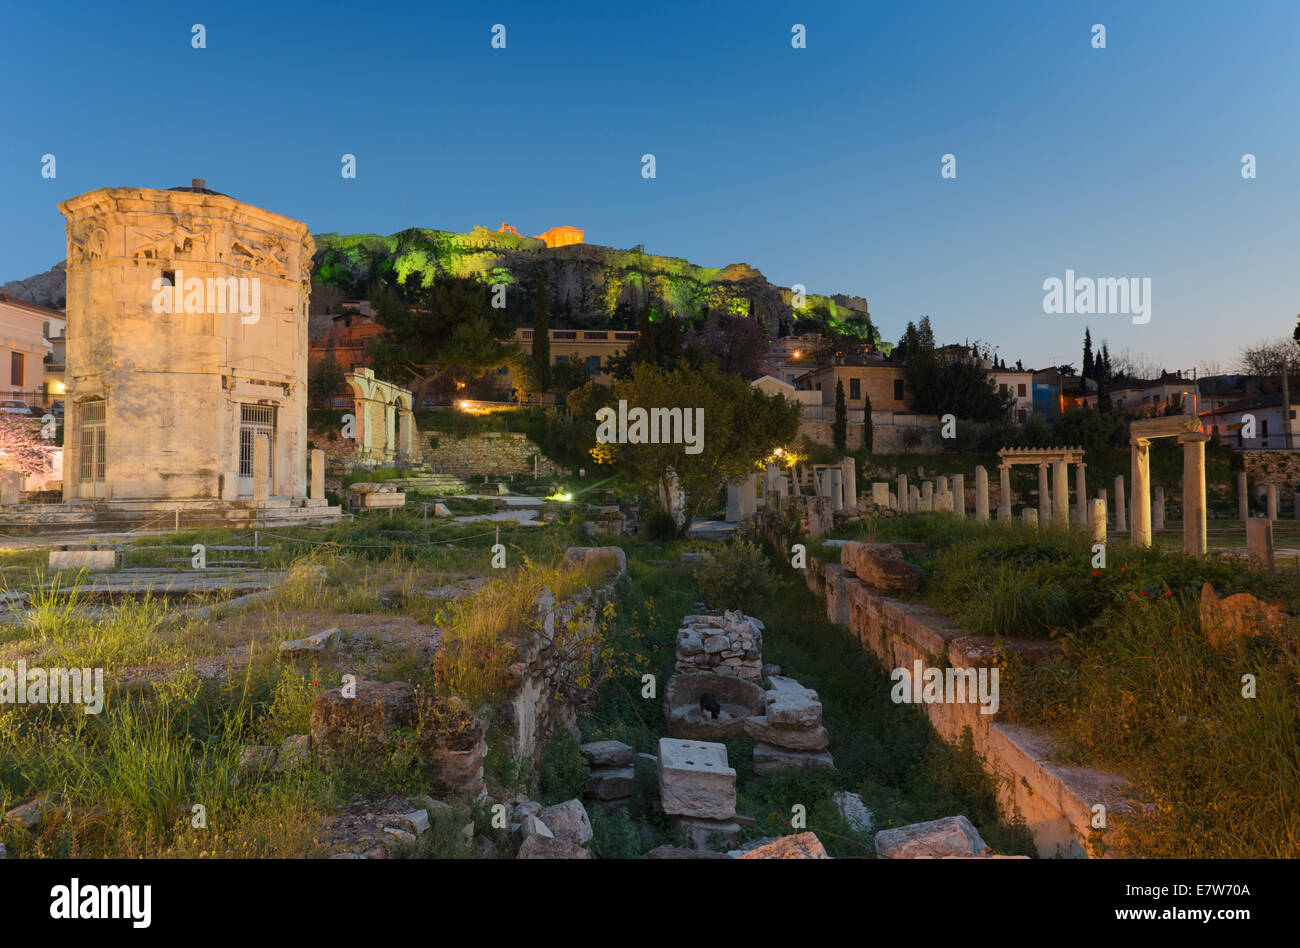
[2,0,1296,371]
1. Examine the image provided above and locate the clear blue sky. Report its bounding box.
[2,0,1296,373]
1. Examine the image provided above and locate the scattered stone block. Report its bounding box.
[518,814,554,840]
[743,716,831,751]
[539,799,593,846]
[48,546,117,571]
[674,816,742,850]
[738,832,830,859]
[585,767,635,801]
[236,745,277,782]
[382,826,416,845]
[833,791,873,833]
[560,545,627,582]
[657,737,736,820]
[766,690,823,729]
[400,809,431,835]
[753,743,835,776]
[3,796,52,832]
[278,627,340,656]
[873,815,990,858]
[274,734,311,772]
[840,541,922,592]
[1200,583,1292,648]
[580,740,635,768]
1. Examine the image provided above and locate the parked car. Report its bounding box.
[48,401,64,419]
[0,400,33,416]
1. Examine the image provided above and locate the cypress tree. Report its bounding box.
[833,379,848,451]
[532,269,551,391]
[862,390,874,452]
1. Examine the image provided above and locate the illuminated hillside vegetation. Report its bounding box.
[312,227,882,345]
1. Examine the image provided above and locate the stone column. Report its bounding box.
[1098,488,1109,527]
[397,410,414,462]
[974,466,989,521]
[1075,463,1088,529]
[998,465,1012,521]
[921,481,934,509]
[1037,463,1051,525]
[1247,517,1274,570]
[936,476,949,497]
[1153,486,1165,533]
[1114,474,1127,533]
[840,457,857,509]
[310,448,325,502]
[1180,433,1209,556]
[1131,439,1152,547]
[1022,508,1038,527]
[828,469,844,512]
[871,482,890,506]
[908,485,921,511]
[897,474,909,512]
[1090,498,1107,544]
[1267,484,1278,521]
[1052,461,1069,527]
[253,433,271,502]
[953,473,966,518]
[1238,472,1249,522]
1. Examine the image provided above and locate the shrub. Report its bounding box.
[697,536,777,612]
[537,731,588,805]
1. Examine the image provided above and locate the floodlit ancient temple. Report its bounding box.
[46,180,338,527]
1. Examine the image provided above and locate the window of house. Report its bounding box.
[1018,384,1027,397]
[893,379,904,401]
[10,352,23,388]
[849,378,861,400]
[554,354,569,364]
[1261,419,1270,437]
[586,355,601,374]
[999,383,1008,394]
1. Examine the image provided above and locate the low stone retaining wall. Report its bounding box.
[798,539,1132,857]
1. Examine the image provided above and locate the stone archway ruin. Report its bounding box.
[995,446,1086,526]
[344,368,418,465]
[1128,415,1209,554]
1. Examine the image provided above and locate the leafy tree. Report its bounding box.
[832,379,848,451]
[368,276,512,405]
[533,270,552,390]
[685,312,769,377]
[587,362,801,536]
[551,357,590,394]
[606,306,686,380]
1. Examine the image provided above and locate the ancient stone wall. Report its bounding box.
[1243,451,1300,485]
[421,431,562,477]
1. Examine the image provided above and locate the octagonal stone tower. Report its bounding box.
[58,181,314,503]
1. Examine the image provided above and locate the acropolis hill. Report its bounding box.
[3,223,872,336]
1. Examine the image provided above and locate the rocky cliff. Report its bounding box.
[3,225,873,338]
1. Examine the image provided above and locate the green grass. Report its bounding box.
[578,533,1036,857]
[836,512,1300,857]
